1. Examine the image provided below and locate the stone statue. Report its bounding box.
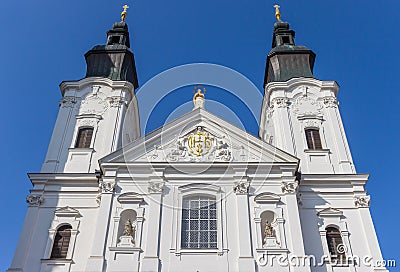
[264,221,274,238]
[122,219,134,237]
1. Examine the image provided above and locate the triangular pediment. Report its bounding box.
[55,206,81,218]
[317,208,343,217]
[101,108,298,164]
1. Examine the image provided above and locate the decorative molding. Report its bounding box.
[108,96,125,107]
[233,180,250,194]
[292,95,323,116]
[323,97,338,108]
[79,91,108,115]
[99,181,116,193]
[303,119,321,128]
[354,195,370,208]
[148,181,164,194]
[26,194,44,206]
[317,207,344,217]
[254,193,281,203]
[271,97,289,108]
[178,183,221,193]
[117,192,144,204]
[59,96,76,108]
[281,181,298,194]
[54,206,81,218]
[164,126,232,162]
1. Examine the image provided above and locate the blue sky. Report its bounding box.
[1,0,399,270]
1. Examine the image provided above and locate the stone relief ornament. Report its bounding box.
[26,194,44,206]
[79,91,108,115]
[59,96,76,108]
[293,95,323,116]
[148,181,164,193]
[271,97,289,108]
[281,181,298,194]
[233,180,250,194]
[99,181,116,193]
[354,195,370,207]
[303,119,321,128]
[165,126,232,162]
[108,96,125,107]
[323,97,338,108]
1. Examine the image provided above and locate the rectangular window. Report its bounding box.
[305,128,322,150]
[181,196,217,249]
[75,127,93,148]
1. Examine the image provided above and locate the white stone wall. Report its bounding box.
[41,77,139,174]
[260,78,355,174]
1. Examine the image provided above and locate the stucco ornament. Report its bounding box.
[354,195,370,207]
[293,95,322,116]
[26,194,44,206]
[108,96,125,107]
[79,90,109,115]
[323,97,338,108]
[148,181,164,193]
[166,126,231,162]
[233,180,250,194]
[281,181,298,194]
[59,96,76,108]
[270,97,289,109]
[99,181,116,193]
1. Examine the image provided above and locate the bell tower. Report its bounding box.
[41,6,140,173]
[259,6,355,174]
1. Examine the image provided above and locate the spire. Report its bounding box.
[263,5,316,87]
[84,5,139,88]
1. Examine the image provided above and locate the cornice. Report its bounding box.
[59,77,134,96]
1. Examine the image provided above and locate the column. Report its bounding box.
[86,170,116,271]
[140,168,164,272]
[233,168,256,272]
[281,168,311,272]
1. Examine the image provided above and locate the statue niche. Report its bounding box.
[117,209,137,247]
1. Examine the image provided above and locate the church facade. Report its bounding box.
[8,7,388,272]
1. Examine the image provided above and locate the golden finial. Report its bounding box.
[121,5,129,21]
[274,5,281,21]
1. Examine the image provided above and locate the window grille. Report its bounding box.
[51,225,72,259]
[75,127,93,148]
[181,196,217,249]
[305,128,322,150]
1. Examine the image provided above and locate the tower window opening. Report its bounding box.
[326,227,346,263]
[110,36,121,44]
[282,36,290,44]
[50,225,72,259]
[305,128,322,150]
[75,127,94,148]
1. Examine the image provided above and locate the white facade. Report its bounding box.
[8,18,388,272]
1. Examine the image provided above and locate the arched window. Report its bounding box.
[51,225,72,259]
[181,195,217,249]
[305,128,322,150]
[75,127,94,148]
[326,226,346,262]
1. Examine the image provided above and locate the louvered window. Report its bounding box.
[326,227,346,263]
[75,127,93,148]
[181,196,217,249]
[51,225,72,259]
[305,128,322,150]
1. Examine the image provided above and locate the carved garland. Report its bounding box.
[354,195,370,207]
[26,194,44,206]
[281,181,298,194]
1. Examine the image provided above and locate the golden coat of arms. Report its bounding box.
[187,126,212,156]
